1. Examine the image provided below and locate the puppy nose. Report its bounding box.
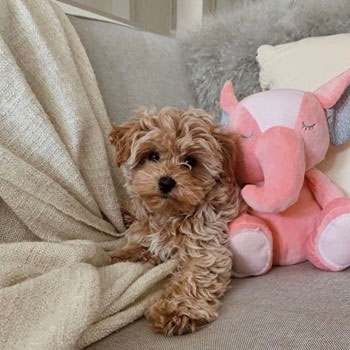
[158,176,176,194]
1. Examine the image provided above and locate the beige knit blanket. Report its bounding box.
[0,1,174,349]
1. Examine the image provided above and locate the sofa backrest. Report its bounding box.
[69,16,197,124]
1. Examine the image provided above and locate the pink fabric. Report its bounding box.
[228,214,273,277]
[294,93,329,168]
[252,183,320,266]
[306,168,345,209]
[241,127,305,213]
[314,68,350,109]
[307,198,350,271]
[318,214,350,270]
[241,89,304,131]
[220,80,238,112]
[228,213,271,233]
[227,105,263,184]
[220,69,350,277]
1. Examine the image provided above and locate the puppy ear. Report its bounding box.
[109,120,141,166]
[213,130,237,182]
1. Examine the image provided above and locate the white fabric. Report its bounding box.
[319,214,350,270]
[257,33,350,91]
[256,33,350,196]
[230,229,272,278]
[241,89,304,131]
[0,1,174,349]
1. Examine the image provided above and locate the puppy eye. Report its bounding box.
[184,156,197,168]
[148,151,160,162]
[302,121,315,131]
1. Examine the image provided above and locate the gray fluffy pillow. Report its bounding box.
[181,0,350,116]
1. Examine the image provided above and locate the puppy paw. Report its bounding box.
[110,247,161,266]
[109,248,135,263]
[120,207,135,229]
[145,299,212,335]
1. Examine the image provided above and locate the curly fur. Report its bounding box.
[181,0,350,116]
[109,107,243,335]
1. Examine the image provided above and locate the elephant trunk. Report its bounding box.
[241,127,305,213]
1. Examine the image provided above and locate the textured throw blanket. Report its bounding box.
[0,1,174,349]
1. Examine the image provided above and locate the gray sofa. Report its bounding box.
[69,16,350,350]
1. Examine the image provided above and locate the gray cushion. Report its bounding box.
[69,16,197,125]
[87,262,350,350]
[182,0,350,116]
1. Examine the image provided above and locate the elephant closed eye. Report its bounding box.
[241,132,253,140]
[302,121,315,131]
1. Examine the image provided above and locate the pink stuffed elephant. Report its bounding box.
[220,69,350,278]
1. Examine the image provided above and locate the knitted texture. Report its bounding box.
[0,1,174,349]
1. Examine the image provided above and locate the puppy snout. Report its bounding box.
[158,176,176,194]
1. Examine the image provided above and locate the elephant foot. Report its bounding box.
[228,214,273,278]
[310,198,350,271]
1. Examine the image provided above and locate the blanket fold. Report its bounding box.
[0,1,173,348]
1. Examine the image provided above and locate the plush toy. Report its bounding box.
[220,68,350,278]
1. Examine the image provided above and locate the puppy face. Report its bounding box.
[109,108,236,214]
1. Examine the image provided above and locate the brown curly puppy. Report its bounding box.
[109,107,242,335]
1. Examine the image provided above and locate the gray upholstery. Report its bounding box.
[69,16,350,350]
[87,263,350,350]
[69,16,197,125]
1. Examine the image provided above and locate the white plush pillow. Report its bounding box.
[256,33,350,196]
[257,33,350,91]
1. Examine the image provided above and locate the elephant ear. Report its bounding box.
[314,68,350,109]
[220,80,238,113]
[327,85,350,146]
[314,68,350,147]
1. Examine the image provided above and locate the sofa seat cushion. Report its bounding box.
[87,262,350,350]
